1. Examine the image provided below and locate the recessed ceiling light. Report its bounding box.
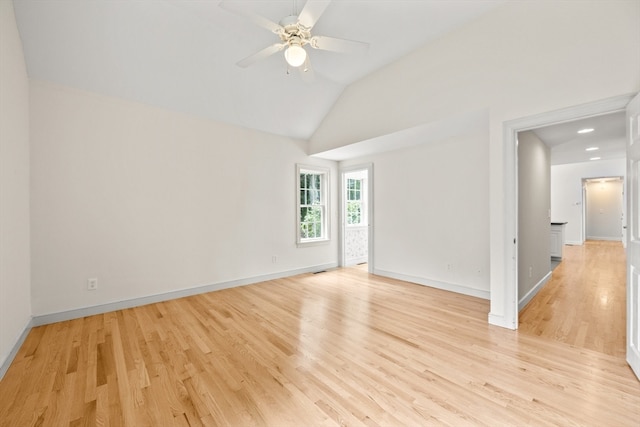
[590,157,601,161]
[578,128,594,134]
[585,147,599,151]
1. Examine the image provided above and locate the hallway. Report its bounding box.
[519,240,626,357]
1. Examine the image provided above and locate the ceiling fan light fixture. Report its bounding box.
[284,44,307,67]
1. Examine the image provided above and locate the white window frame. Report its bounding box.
[296,164,330,247]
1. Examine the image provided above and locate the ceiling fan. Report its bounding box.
[219,0,369,76]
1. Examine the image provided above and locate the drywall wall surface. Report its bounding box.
[551,159,626,245]
[311,2,640,153]
[0,1,32,369]
[30,81,338,315]
[517,131,550,302]
[585,180,624,241]
[311,0,639,322]
[341,130,490,296]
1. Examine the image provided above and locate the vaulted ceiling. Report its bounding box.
[14,0,627,165]
[13,0,504,140]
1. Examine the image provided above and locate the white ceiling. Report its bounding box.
[531,111,626,166]
[13,0,505,140]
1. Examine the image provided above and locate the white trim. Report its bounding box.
[345,256,368,266]
[0,317,34,380]
[628,343,640,381]
[31,263,337,327]
[565,240,583,246]
[585,236,624,241]
[295,239,330,248]
[518,271,552,311]
[626,93,640,380]
[497,93,636,331]
[374,269,490,300]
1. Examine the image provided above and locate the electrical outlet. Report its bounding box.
[272,255,278,264]
[87,278,98,291]
[528,266,533,278]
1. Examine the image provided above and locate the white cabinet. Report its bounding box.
[551,222,567,260]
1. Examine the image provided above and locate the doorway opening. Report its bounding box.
[340,164,373,271]
[514,95,626,362]
[499,94,634,330]
[582,176,625,245]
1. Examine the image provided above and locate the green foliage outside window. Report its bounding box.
[300,173,323,239]
[347,202,362,225]
[347,178,362,225]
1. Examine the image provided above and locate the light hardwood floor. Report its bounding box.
[1,263,639,426]
[519,240,627,357]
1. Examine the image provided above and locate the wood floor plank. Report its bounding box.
[519,240,627,357]
[1,248,639,426]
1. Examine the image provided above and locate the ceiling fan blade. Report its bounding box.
[237,43,286,68]
[298,0,331,29]
[219,1,283,34]
[309,35,369,54]
[298,56,316,83]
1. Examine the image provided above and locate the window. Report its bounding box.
[346,178,364,225]
[297,165,329,245]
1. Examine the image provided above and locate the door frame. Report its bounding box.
[501,94,635,329]
[625,92,640,379]
[339,163,374,273]
[582,180,587,244]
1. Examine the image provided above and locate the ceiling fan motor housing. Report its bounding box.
[278,15,311,47]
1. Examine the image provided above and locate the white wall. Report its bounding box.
[311,1,640,325]
[30,82,338,316]
[551,159,626,245]
[0,1,32,370]
[341,130,490,298]
[585,180,624,241]
[517,131,550,305]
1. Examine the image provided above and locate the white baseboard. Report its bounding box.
[373,269,490,300]
[345,256,368,266]
[0,317,34,380]
[32,263,338,327]
[586,236,623,241]
[565,240,583,246]
[518,271,552,311]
